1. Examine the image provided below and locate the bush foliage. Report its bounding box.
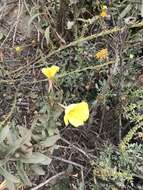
[0,0,143,189]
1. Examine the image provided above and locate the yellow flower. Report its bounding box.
[102,5,107,9]
[100,5,108,17]
[15,46,22,53]
[95,48,108,60]
[100,10,108,17]
[64,101,89,127]
[42,65,60,80]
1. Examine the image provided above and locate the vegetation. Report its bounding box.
[0,0,143,189]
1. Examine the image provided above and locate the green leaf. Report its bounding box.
[39,114,49,128]
[28,13,42,27]
[21,152,52,165]
[141,0,143,17]
[31,165,45,175]
[5,180,16,190]
[79,182,84,190]
[17,161,32,186]
[47,128,54,136]
[118,4,132,19]
[17,126,32,144]
[47,127,57,136]
[0,167,19,183]
[70,0,78,5]
[0,124,10,143]
[6,130,31,156]
[40,134,60,147]
[44,26,50,45]
[0,32,4,40]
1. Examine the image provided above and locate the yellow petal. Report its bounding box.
[68,114,84,127]
[50,65,60,77]
[15,46,22,52]
[41,65,59,79]
[64,101,89,127]
[64,114,69,126]
[64,104,76,126]
[68,102,89,122]
[65,103,77,114]
[42,68,51,78]
[96,48,108,60]
[102,5,107,9]
[100,10,108,17]
[75,102,89,121]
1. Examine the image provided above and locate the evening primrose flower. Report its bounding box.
[100,5,108,17]
[15,46,22,53]
[100,10,108,17]
[64,101,89,127]
[42,65,60,92]
[95,48,108,60]
[41,65,60,80]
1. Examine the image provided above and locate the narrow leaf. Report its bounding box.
[17,161,32,187]
[28,13,42,27]
[44,26,50,45]
[5,179,16,190]
[141,0,143,17]
[0,32,4,40]
[0,124,10,143]
[21,152,52,165]
[40,134,60,147]
[118,4,132,19]
[31,165,45,176]
[0,167,19,183]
